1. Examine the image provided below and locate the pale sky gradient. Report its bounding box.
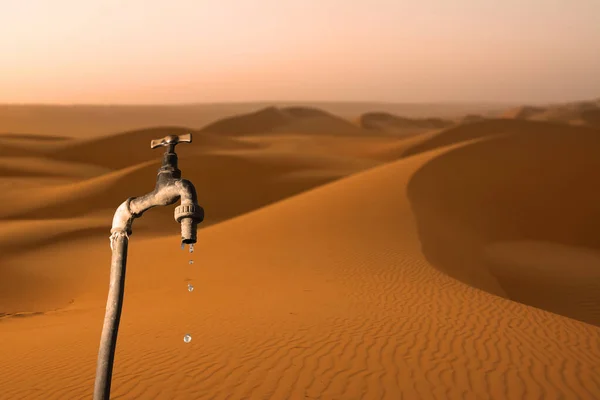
[1,0,599,104]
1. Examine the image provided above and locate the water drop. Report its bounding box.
[189,260,194,265]
[183,334,192,343]
[188,283,194,292]
[189,243,194,253]
[181,242,185,250]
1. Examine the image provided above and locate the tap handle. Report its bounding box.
[150,133,192,150]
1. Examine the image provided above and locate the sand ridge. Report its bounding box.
[358,112,454,134]
[0,102,513,138]
[0,103,599,399]
[500,99,600,128]
[407,123,600,325]
[199,106,366,136]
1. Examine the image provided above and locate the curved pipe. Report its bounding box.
[93,178,201,400]
[110,179,198,234]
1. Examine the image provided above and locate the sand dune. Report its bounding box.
[0,157,109,178]
[0,133,75,158]
[0,135,391,226]
[402,118,600,157]
[484,241,600,326]
[358,112,453,133]
[0,138,51,158]
[501,105,547,120]
[361,130,443,162]
[0,133,71,141]
[0,105,599,399]
[46,126,260,169]
[407,121,600,325]
[0,154,337,225]
[0,217,109,312]
[1,137,599,399]
[199,106,365,136]
[0,103,512,138]
[459,114,487,124]
[198,107,291,135]
[581,108,600,127]
[501,100,600,127]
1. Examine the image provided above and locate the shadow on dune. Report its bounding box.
[0,134,74,157]
[0,140,47,157]
[0,226,109,260]
[582,108,600,128]
[407,121,600,326]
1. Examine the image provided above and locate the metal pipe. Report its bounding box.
[93,231,129,400]
[93,134,203,400]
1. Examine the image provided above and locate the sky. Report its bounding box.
[1,0,599,104]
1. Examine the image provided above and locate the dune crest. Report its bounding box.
[0,133,72,141]
[46,126,259,169]
[402,118,600,158]
[199,106,364,136]
[500,99,600,127]
[358,111,453,133]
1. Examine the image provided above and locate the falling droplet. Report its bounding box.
[189,260,194,265]
[188,283,194,292]
[183,334,192,343]
[181,242,185,250]
[189,243,194,253]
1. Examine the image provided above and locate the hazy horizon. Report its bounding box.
[0,100,522,106]
[2,0,599,104]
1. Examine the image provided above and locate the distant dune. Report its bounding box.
[199,106,365,136]
[358,111,454,133]
[500,99,600,127]
[47,126,259,169]
[0,133,75,157]
[402,118,600,157]
[0,133,71,141]
[0,140,45,157]
[0,102,514,138]
[501,105,547,119]
[459,113,487,124]
[0,100,599,399]
[1,130,387,227]
[582,108,600,127]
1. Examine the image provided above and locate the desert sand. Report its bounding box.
[0,102,599,399]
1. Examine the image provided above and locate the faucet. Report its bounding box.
[93,133,204,400]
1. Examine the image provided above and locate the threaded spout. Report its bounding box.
[174,202,203,244]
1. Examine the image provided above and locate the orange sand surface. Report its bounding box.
[1,104,599,399]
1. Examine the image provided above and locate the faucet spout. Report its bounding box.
[173,179,203,244]
[94,133,202,400]
[110,178,203,244]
